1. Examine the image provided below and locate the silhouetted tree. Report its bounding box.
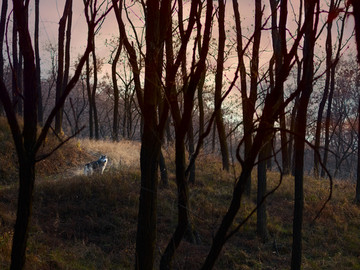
[291,1,318,269]
[55,0,72,134]
[0,0,7,115]
[215,0,230,171]
[0,1,109,268]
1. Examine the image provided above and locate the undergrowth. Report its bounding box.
[0,118,359,269]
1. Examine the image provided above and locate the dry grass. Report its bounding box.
[0,117,359,269]
[78,138,141,170]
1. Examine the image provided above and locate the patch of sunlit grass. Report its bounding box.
[78,138,141,170]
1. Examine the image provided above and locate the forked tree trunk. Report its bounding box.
[0,1,99,268]
[291,1,317,269]
[135,1,163,268]
[215,0,230,171]
[269,0,289,175]
[55,0,72,134]
[314,0,333,177]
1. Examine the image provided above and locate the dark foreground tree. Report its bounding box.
[54,0,72,134]
[291,1,318,269]
[200,4,314,267]
[215,0,230,171]
[0,0,7,115]
[351,0,360,203]
[0,1,110,268]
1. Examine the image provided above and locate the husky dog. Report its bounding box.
[84,155,108,175]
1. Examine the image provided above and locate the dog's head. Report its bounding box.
[99,155,108,161]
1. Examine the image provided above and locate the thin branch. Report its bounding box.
[35,126,85,162]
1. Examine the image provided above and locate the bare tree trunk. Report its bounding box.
[12,16,20,112]
[0,2,102,266]
[54,0,72,134]
[86,57,94,139]
[160,1,213,268]
[291,1,317,269]
[233,0,262,196]
[215,0,230,171]
[357,97,360,204]
[198,71,205,137]
[196,3,205,138]
[246,0,262,195]
[321,65,335,177]
[314,3,332,177]
[159,149,168,186]
[314,0,349,178]
[201,1,309,266]
[352,1,360,64]
[0,0,7,115]
[34,0,43,125]
[135,1,163,268]
[257,141,269,241]
[111,38,122,141]
[270,0,289,175]
[352,0,360,203]
[188,118,195,184]
[91,46,100,140]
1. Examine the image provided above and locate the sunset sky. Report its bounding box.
[4,0,356,79]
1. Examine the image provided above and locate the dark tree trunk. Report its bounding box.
[0,1,100,267]
[314,0,339,178]
[0,0,7,115]
[160,135,190,270]
[215,0,230,171]
[11,156,36,270]
[245,0,262,195]
[86,57,94,139]
[321,65,335,178]
[291,1,317,269]
[233,0,262,196]
[201,1,309,265]
[159,150,168,186]
[12,16,20,112]
[160,1,213,268]
[201,76,291,269]
[352,0,360,203]
[54,0,72,134]
[34,0,43,124]
[198,71,205,137]
[257,142,269,241]
[356,97,360,204]
[111,38,122,141]
[91,46,100,140]
[270,0,290,175]
[135,1,163,268]
[188,118,196,184]
[352,1,360,65]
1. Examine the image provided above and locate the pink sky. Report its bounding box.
[4,0,356,79]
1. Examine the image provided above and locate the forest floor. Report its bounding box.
[0,117,360,269]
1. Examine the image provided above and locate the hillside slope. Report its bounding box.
[0,118,359,269]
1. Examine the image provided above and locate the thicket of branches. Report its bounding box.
[0,0,360,269]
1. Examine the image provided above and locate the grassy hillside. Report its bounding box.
[0,118,359,269]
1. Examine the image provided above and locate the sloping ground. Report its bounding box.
[0,117,359,269]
